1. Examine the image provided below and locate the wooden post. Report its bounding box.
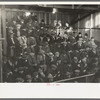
[1,5,6,56]
[0,8,3,82]
[56,12,57,22]
[49,13,51,25]
[90,13,93,38]
[78,15,80,33]
[45,13,47,25]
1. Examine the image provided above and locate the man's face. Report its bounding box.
[79,34,82,37]
[85,35,87,38]
[68,64,71,67]
[91,38,94,42]
[39,46,42,49]
[19,70,24,74]
[66,73,71,78]
[28,29,32,33]
[78,41,82,45]
[35,20,37,23]
[75,72,80,76]
[57,60,61,64]
[73,57,78,62]
[35,75,38,78]
[21,20,24,24]
[55,52,59,57]
[49,78,53,82]
[9,29,13,33]
[16,25,21,29]
[63,42,67,46]
[13,21,16,24]
[29,23,32,26]
[92,48,96,52]
[86,47,90,51]
[82,58,87,63]
[42,21,44,24]
[79,37,83,41]
[26,79,32,82]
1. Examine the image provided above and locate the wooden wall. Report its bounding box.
[6,8,71,26]
[73,11,100,42]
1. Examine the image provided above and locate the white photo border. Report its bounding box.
[0,1,100,98]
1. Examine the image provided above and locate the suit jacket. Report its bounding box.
[7,36,16,47]
[27,53,37,66]
[13,29,21,37]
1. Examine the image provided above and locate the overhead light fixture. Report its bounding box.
[25,12,31,17]
[52,8,57,14]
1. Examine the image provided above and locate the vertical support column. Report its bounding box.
[38,13,41,23]
[56,12,57,22]
[78,15,80,33]
[0,8,3,82]
[90,13,93,38]
[1,5,6,56]
[49,13,51,25]
[45,13,47,25]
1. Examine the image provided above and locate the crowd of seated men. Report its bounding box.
[3,12,100,83]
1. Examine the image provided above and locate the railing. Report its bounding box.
[53,73,95,83]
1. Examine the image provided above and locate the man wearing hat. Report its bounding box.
[54,52,61,65]
[72,56,79,71]
[46,52,54,66]
[83,33,89,46]
[18,31,27,55]
[75,32,82,42]
[13,67,26,82]
[37,50,46,65]
[32,72,42,82]
[15,77,24,83]
[27,52,37,69]
[25,74,32,82]
[60,41,68,53]
[27,34,37,56]
[74,69,80,77]
[39,19,45,29]
[80,57,88,75]
[39,19,47,42]
[7,28,16,57]
[47,73,54,82]
[64,71,72,79]
[13,24,22,37]
[42,42,50,54]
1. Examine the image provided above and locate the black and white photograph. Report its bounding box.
[0,4,100,83]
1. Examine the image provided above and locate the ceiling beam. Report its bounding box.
[38,5,100,11]
[76,5,83,9]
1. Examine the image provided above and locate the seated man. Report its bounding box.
[27,35,37,53]
[18,32,27,55]
[27,52,37,68]
[42,42,51,53]
[7,28,16,57]
[37,50,46,65]
[89,37,97,50]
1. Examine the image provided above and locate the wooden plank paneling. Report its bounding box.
[0,8,3,82]
[5,8,72,27]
